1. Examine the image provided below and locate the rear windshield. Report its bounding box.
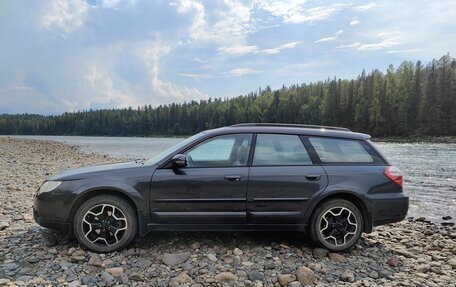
[309,137,374,163]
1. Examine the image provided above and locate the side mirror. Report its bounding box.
[171,154,187,169]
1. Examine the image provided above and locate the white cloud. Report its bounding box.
[84,64,134,109]
[338,37,404,51]
[260,48,280,54]
[218,45,259,55]
[230,68,258,77]
[353,2,376,12]
[315,30,343,43]
[176,0,254,45]
[220,41,302,56]
[386,48,422,54]
[350,19,361,26]
[177,73,210,80]
[41,0,88,34]
[257,1,350,24]
[141,43,208,101]
[192,57,208,63]
[279,41,302,49]
[338,43,362,48]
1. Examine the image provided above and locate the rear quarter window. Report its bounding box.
[309,137,375,163]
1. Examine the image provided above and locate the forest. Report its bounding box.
[0,54,455,137]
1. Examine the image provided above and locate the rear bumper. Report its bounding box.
[370,194,409,227]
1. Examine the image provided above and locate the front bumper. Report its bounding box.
[33,191,72,233]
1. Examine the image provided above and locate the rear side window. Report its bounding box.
[309,137,374,163]
[253,134,312,166]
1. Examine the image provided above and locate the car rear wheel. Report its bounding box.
[310,198,363,251]
[73,195,137,253]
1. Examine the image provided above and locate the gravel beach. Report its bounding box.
[1,137,455,287]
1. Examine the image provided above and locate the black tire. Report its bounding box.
[309,198,363,251]
[73,195,137,253]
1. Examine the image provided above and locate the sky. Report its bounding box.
[0,0,455,115]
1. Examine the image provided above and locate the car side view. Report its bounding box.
[33,123,409,253]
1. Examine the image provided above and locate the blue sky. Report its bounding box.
[0,0,455,114]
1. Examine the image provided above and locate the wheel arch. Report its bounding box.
[307,191,373,233]
[69,187,149,237]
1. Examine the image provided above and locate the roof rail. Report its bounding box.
[230,123,351,132]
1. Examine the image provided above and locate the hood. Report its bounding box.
[48,161,146,181]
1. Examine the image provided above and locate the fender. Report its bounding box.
[68,181,150,236]
[304,188,373,233]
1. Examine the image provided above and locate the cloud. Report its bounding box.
[257,1,350,24]
[141,43,208,101]
[279,41,302,49]
[230,68,258,77]
[315,30,343,43]
[84,64,135,109]
[218,45,259,55]
[350,19,361,26]
[177,73,210,80]
[220,41,303,56]
[353,2,376,12]
[176,0,254,45]
[386,48,422,54]
[338,37,404,51]
[192,57,208,63]
[41,0,88,34]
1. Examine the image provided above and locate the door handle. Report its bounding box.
[305,174,321,181]
[225,175,241,182]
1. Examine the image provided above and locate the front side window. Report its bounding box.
[185,134,252,167]
[309,137,373,163]
[252,134,312,166]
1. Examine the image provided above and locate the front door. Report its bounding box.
[150,134,252,225]
[247,134,328,224]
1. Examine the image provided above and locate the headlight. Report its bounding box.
[37,181,62,195]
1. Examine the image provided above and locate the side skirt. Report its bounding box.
[145,223,308,233]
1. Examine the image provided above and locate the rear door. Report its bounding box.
[247,134,328,224]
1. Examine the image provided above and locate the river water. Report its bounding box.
[10,135,456,222]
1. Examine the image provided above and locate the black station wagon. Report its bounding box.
[34,124,409,253]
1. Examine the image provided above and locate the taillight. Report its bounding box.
[384,166,403,187]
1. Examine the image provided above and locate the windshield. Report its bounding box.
[145,131,208,165]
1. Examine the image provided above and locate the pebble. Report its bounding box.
[296,266,317,286]
[340,270,355,282]
[162,252,191,266]
[214,272,238,281]
[233,248,243,256]
[106,267,124,277]
[0,138,455,287]
[278,274,296,286]
[447,257,456,269]
[387,257,399,267]
[206,253,217,262]
[328,252,347,263]
[312,248,329,260]
[416,264,431,273]
[173,271,192,283]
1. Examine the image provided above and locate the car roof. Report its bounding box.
[207,123,370,140]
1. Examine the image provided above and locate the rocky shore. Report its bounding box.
[1,137,455,287]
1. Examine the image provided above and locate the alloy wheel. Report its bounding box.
[319,206,358,247]
[82,204,128,246]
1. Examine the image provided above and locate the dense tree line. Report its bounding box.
[1,54,455,137]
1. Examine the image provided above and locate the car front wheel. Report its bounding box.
[73,195,137,253]
[310,198,363,251]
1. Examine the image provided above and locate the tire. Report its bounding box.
[73,195,137,253]
[309,198,363,251]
